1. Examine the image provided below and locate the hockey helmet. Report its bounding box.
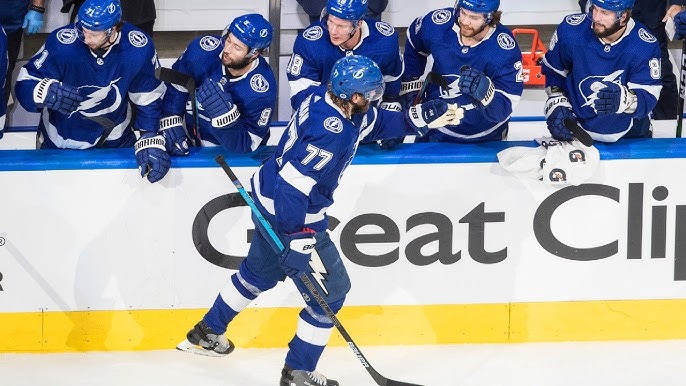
[222,14,273,56]
[76,0,122,32]
[326,0,368,21]
[590,0,635,12]
[454,0,499,24]
[330,55,384,101]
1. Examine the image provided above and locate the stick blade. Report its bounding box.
[563,119,594,147]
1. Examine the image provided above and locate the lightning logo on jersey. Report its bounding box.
[308,250,330,296]
[579,70,623,109]
[77,78,124,117]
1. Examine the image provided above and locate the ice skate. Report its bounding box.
[176,320,234,357]
[280,364,339,386]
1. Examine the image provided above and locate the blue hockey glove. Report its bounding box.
[279,229,316,278]
[159,115,190,156]
[405,99,463,137]
[377,137,404,150]
[544,94,575,141]
[458,67,495,108]
[134,132,171,183]
[22,10,44,34]
[675,11,686,40]
[196,78,240,128]
[34,79,84,115]
[593,82,636,115]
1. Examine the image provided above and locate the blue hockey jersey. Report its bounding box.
[542,14,662,142]
[403,8,524,143]
[162,35,277,153]
[0,26,7,130]
[15,23,165,149]
[251,86,413,235]
[287,19,403,110]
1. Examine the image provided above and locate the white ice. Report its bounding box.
[1,340,685,386]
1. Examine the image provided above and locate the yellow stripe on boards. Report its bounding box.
[1,299,686,352]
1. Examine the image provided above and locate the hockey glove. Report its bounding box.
[196,78,240,129]
[458,67,495,108]
[675,11,686,40]
[544,94,575,141]
[159,115,190,156]
[34,79,84,115]
[279,229,316,278]
[378,100,402,112]
[593,82,637,115]
[22,10,44,34]
[405,100,463,137]
[134,132,171,183]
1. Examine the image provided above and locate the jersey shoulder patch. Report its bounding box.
[250,73,270,93]
[56,28,78,45]
[324,116,344,133]
[199,35,222,51]
[496,33,516,50]
[128,30,149,48]
[430,9,452,25]
[303,26,324,41]
[375,21,395,36]
[564,13,586,26]
[637,28,657,43]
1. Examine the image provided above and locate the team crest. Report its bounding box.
[200,36,221,51]
[375,22,394,36]
[569,150,586,162]
[497,33,516,50]
[324,117,343,133]
[57,28,78,44]
[303,26,324,41]
[250,74,269,93]
[565,14,586,26]
[549,168,567,182]
[638,28,657,43]
[431,9,451,25]
[129,30,148,48]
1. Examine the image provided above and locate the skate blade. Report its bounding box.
[176,339,227,358]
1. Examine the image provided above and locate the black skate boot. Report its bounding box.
[176,320,234,357]
[280,364,339,386]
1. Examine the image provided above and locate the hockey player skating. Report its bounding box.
[287,0,403,112]
[161,13,277,153]
[177,55,461,386]
[401,0,524,143]
[15,0,176,183]
[541,0,662,142]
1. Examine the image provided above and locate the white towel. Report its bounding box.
[497,138,600,186]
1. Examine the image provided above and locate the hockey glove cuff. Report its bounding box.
[159,115,190,156]
[34,79,84,115]
[544,94,575,141]
[458,67,495,108]
[135,132,171,183]
[196,78,241,129]
[400,79,423,108]
[279,229,316,278]
[378,100,402,112]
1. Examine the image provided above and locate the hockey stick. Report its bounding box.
[85,116,117,147]
[214,155,423,386]
[155,67,200,145]
[412,71,449,105]
[677,38,686,138]
[563,118,594,147]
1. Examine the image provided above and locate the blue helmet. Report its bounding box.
[456,0,500,14]
[326,0,368,21]
[76,0,122,31]
[590,0,634,11]
[223,14,273,56]
[330,55,384,101]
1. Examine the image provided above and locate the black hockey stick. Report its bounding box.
[677,39,686,138]
[563,119,594,147]
[412,71,449,105]
[155,67,200,145]
[214,155,423,386]
[85,116,117,147]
